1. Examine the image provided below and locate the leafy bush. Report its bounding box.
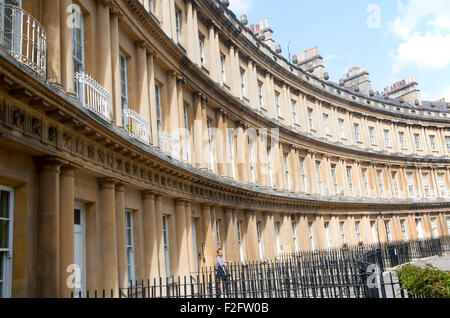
[396,264,450,298]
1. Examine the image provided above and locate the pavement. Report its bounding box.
[408,253,450,271]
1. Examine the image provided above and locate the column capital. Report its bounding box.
[135,40,148,50]
[98,178,117,190]
[35,156,68,172]
[142,190,156,200]
[175,199,188,206]
[115,183,125,193]
[60,165,77,177]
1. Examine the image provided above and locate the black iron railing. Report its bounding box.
[71,237,450,299]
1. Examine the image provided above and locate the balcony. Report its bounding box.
[159,131,181,160]
[74,72,110,121]
[123,108,150,145]
[0,4,46,78]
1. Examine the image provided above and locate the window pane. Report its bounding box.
[0,191,9,218]
[0,220,8,249]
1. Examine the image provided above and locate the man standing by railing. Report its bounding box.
[216,249,231,298]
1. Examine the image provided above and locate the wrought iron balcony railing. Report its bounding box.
[0,4,46,78]
[74,72,110,121]
[123,108,150,145]
[159,131,181,160]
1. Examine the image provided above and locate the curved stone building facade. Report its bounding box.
[0,0,449,298]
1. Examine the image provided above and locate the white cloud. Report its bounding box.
[392,33,450,72]
[389,0,450,72]
[228,0,255,16]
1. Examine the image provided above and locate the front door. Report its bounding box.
[0,186,13,298]
[74,202,86,297]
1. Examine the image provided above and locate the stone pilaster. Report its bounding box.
[59,165,75,298]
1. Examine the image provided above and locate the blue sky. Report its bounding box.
[228,0,450,101]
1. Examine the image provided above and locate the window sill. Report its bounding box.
[177,41,187,53]
[201,64,210,74]
[310,128,317,133]
[278,115,285,121]
[222,82,231,91]
[260,106,268,112]
[326,133,333,138]
[294,123,302,128]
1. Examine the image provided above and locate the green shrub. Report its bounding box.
[396,264,450,298]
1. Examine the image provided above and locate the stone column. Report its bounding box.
[147,49,158,146]
[175,200,190,277]
[115,184,127,290]
[185,202,196,273]
[60,0,74,94]
[177,76,187,160]
[244,211,259,261]
[96,0,114,120]
[59,165,75,298]
[99,179,119,295]
[42,0,61,84]
[110,10,122,126]
[35,157,65,298]
[201,205,215,267]
[193,92,204,169]
[216,109,226,177]
[142,192,159,281]
[167,71,180,137]
[237,123,248,183]
[154,195,166,278]
[136,42,151,128]
[224,208,237,262]
[265,212,277,259]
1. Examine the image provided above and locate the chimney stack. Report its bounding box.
[261,17,274,50]
[340,66,372,95]
[384,76,422,107]
[297,46,325,79]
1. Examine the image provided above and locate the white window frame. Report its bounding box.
[323,113,329,135]
[346,166,354,196]
[72,8,85,98]
[237,221,244,262]
[369,126,376,145]
[324,222,331,249]
[331,165,338,195]
[175,8,182,43]
[355,221,362,243]
[199,35,205,65]
[216,220,222,249]
[291,222,298,252]
[407,172,415,197]
[291,100,298,124]
[183,104,191,163]
[155,82,163,146]
[207,119,215,173]
[316,161,322,195]
[257,82,264,107]
[362,168,369,196]
[422,173,431,197]
[308,222,315,251]
[354,123,361,142]
[307,108,314,129]
[392,171,399,197]
[275,92,281,117]
[119,53,129,113]
[299,157,307,192]
[414,134,422,150]
[249,140,256,183]
[162,215,170,277]
[399,131,406,149]
[228,130,236,180]
[437,173,446,197]
[220,54,226,82]
[256,222,264,260]
[429,135,436,151]
[284,153,291,190]
[0,186,14,299]
[446,136,450,152]
[338,119,345,139]
[431,218,438,238]
[400,219,408,241]
[240,69,246,97]
[274,222,281,257]
[125,210,136,285]
[339,221,346,245]
[384,129,391,147]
